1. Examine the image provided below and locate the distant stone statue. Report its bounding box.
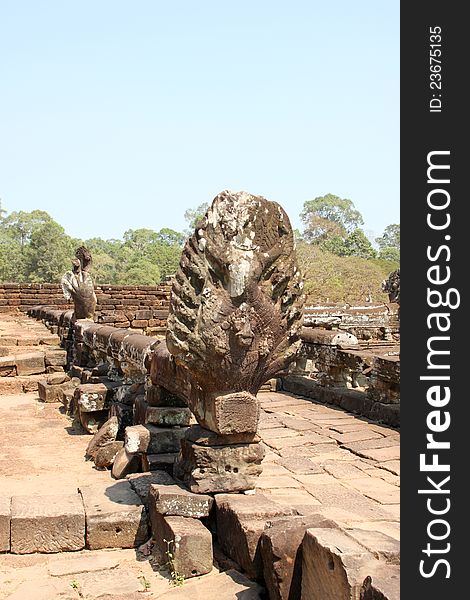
[61,246,97,320]
[382,268,400,304]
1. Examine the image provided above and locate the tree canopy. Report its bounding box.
[301,194,364,243]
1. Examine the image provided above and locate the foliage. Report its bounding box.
[296,242,397,303]
[376,223,400,261]
[0,205,183,284]
[321,229,376,259]
[301,193,364,243]
[184,202,209,233]
[163,538,185,587]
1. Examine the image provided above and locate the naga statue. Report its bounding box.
[167,190,305,433]
[61,246,97,320]
[382,268,400,305]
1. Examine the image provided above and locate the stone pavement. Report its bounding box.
[256,392,400,540]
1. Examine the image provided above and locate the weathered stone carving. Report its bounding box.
[166,190,305,492]
[381,269,400,305]
[167,190,305,428]
[61,246,97,320]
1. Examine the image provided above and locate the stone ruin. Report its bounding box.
[61,246,97,320]
[7,191,399,599]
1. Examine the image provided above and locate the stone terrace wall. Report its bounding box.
[0,283,171,335]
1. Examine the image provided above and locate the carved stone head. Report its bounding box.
[166,190,305,395]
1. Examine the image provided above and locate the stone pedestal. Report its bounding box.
[174,425,265,493]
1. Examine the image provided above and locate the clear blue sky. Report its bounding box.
[0,1,399,242]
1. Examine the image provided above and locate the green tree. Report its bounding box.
[27,220,75,282]
[116,256,161,285]
[296,241,391,303]
[301,194,364,243]
[0,208,61,282]
[376,224,400,261]
[184,202,209,233]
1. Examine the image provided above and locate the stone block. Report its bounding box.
[44,348,67,366]
[215,493,297,579]
[149,481,213,518]
[150,512,213,579]
[259,515,338,600]
[111,447,142,479]
[75,383,111,412]
[125,424,188,455]
[79,480,148,550]
[85,416,119,460]
[79,408,109,434]
[94,441,124,468]
[10,494,85,554]
[301,528,386,600]
[0,496,11,552]
[15,352,45,376]
[145,406,192,427]
[37,380,64,403]
[126,471,175,507]
[174,438,265,494]
[192,390,260,435]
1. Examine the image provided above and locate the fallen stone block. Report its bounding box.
[111,447,142,479]
[301,527,396,600]
[38,380,64,403]
[94,441,124,468]
[126,471,175,508]
[75,383,112,412]
[85,416,119,460]
[150,512,213,579]
[15,351,45,376]
[145,406,192,427]
[174,438,265,494]
[0,496,11,552]
[142,453,177,475]
[259,514,338,600]
[44,348,67,367]
[79,408,109,434]
[215,493,297,580]
[149,481,213,518]
[79,480,148,550]
[10,494,85,554]
[125,424,188,455]
[37,380,75,403]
